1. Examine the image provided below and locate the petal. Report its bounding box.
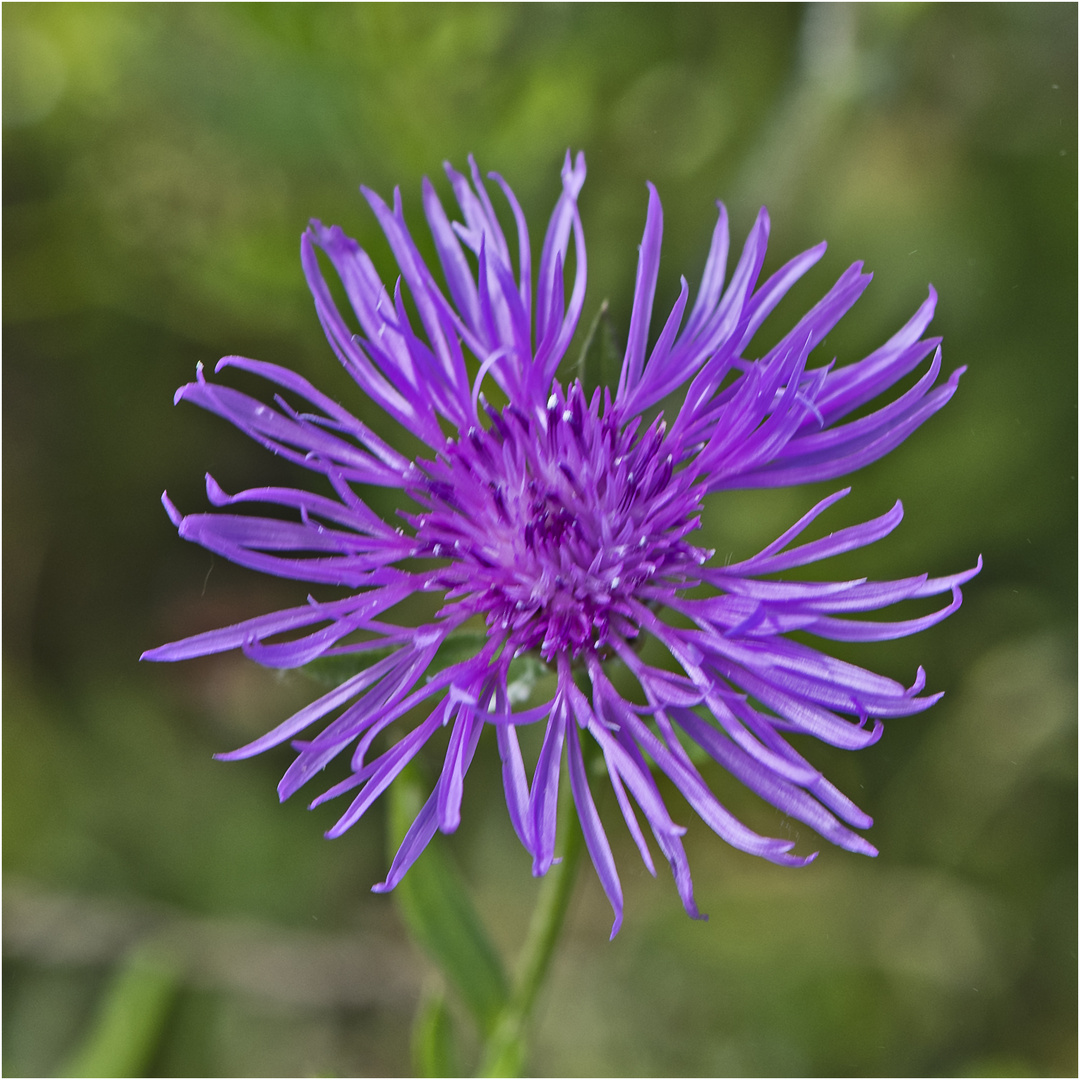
[618,182,663,399]
[568,720,624,939]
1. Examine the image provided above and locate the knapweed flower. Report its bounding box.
[144,152,978,935]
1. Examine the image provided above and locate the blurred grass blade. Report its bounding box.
[575,299,621,394]
[412,987,462,1078]
[59,944,179,1078]
[389,765,510,1037]
[478,1029,526,1079]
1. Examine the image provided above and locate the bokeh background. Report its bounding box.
[4,4,1076,1076]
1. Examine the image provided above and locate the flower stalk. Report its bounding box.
[479,785,585,1077]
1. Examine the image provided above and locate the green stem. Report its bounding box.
[477,807,585,1077]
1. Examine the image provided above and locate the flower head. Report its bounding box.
[144,152,979,936]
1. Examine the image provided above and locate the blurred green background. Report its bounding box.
[3,3,1076,1076]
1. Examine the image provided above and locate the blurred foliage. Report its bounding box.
[3,3,1076,1076]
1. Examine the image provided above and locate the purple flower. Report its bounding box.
[144,152,979,936]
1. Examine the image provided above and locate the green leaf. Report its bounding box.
[412,988,462,1078]
[505,653,552,706]
[389,765,510,1036]
[301,631,491,689]
[575,299,622,394]
[58,944,179,1078]
[301,645,400,687]
[429,632,491,674]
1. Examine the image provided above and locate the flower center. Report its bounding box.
[408,381,708,660]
